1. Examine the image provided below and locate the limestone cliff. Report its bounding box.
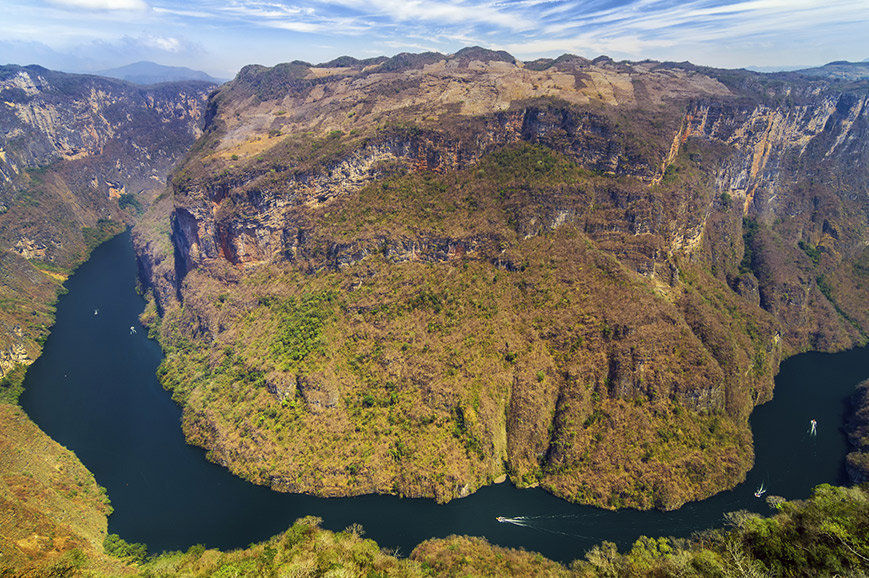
[0,65,213,382]
[137,50,869,509]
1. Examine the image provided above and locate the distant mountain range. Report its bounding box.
[745,65,810,73]
[791,60,869,81]
[95,61,226,85]
[748,60,869,80]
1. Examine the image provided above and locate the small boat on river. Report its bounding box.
[754,483,766,498]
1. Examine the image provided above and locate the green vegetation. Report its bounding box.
[82,218,125,252]
[267,292,336,373]
[739,218,759,275]
[104,533,148,564]
[0,363,28,404]
[799,240,822,265]
[118,192,143,213]
[152,143,777,509]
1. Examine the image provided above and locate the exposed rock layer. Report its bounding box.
[137,50,869,508]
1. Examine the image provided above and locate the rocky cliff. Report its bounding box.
[0,65,213,384]
[137,49,869,509]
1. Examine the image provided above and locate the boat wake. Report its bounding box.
[495,515,597,539]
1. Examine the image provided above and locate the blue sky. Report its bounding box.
[1,0,867,78]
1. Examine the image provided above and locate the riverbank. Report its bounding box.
[0,404,131,576]
[51,484,869,577]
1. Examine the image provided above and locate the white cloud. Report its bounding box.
[214,1,372,34]
[322,0,534,31]
[140,34,183,52]
[45,0,148,10]
[503,0,869,63]
[151,6,215,19]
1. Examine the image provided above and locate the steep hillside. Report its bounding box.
[0,404,133,577]
[846,379,869,483]
[137,49,869,509]
[0,64,214,388]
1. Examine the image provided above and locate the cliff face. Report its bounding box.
[0,65,213,382]
[138,50,869,509]
[676,92,869,351]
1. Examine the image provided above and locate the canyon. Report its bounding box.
[0,64,213,573]
[0,64,213,382]
[1,49,868,576]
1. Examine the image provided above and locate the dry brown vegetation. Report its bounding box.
[0,404,130,577]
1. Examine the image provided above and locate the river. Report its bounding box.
[19,231,869,563]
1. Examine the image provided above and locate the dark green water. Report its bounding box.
[19,231,869,563]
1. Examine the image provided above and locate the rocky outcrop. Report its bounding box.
[671,91,869,351]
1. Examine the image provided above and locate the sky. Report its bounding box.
[1,0,867,79]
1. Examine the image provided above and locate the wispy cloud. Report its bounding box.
[322,0,534,31]
[45,0,148,10]
[173,1,370,34]
[2,0,867,78]
[501,0,869,61]
[151,6,216,19]
[139,34,184,52]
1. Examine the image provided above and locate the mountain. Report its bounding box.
[788,60,869,81]
[95,61,225,85]
[745,65,809,73]
[134,48,869,511]
[0,50,867,578]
